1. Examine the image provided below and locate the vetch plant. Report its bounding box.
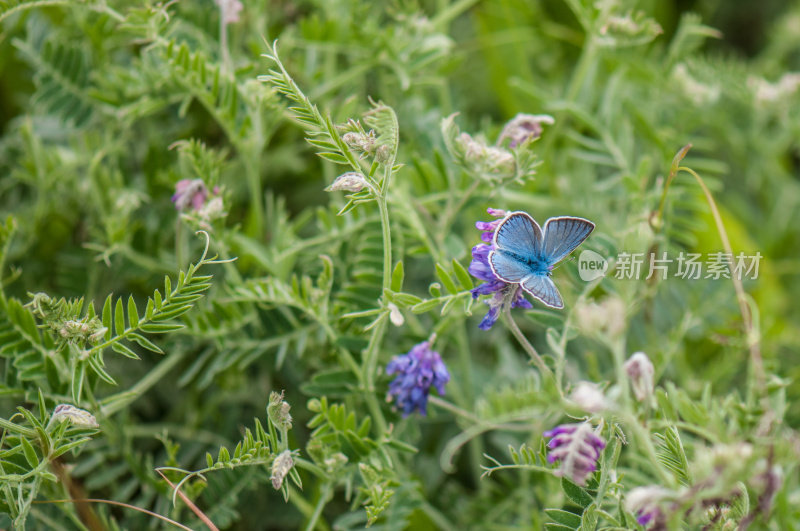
[1,1,799,529]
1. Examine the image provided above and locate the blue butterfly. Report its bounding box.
[489,212,595,309]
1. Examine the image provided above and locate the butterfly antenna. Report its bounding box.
[552,256,577,272]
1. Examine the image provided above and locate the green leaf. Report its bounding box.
[127,296,139,329]
[101,295,112,341]
[52,437,92,459]
[152,305,193,321]
[452,259,473,290]
[127,333,163,354]
[391,261,404,291]
[561,477,593,508]
[114,298,125,335]
[411,298,442,314]
[139,323,184,333]
[111,342,140,360]
[546,509,581,528]
[20,437,38,468]
[392,292,423,307]
[71,362,85,404]
[386,439,418,453]
[435,264,458,294]
[218,446,230,463]
[317,152,349,164]
[37,389,47,424]
[580,503,598,531]
[88,355,117,385]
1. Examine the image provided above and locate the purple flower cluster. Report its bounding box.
[544,423,606,486]
[172,179,222,214]
[625,486,670,529]
[386,341,450,416]
[469,208,532,330]
[172,179,209,211]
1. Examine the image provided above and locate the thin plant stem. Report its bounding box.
[304,482,333,531]
[362,314,389,435]
[611,337,629,407]
[502,307,553,380]
[34,498,194,531]
[677,165,765,396]
[622,413,677,489]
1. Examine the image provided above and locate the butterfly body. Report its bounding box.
[488,212,595,309]
[494,248,552,277]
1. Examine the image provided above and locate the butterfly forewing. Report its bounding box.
[521,275,564,309]
[493,212,543,255]
[542,217,595,266]
[490,212,544,283]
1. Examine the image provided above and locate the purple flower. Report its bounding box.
[386,340,450,416]
[172,179,209,211]
[543,423,606,486]
[469,208,533,330]
[624,486,671,529]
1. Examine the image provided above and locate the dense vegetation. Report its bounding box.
[1,0,800,529]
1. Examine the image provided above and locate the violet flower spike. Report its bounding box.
[386,340,450,416]
[543,423,606,486]
[468,208,533,330]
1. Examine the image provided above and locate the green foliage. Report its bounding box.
[1,0,800,529]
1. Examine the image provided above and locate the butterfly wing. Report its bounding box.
[521,274,563,309]
[489,212,544,283]
[542,217,595,266]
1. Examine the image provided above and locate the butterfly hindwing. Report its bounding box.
[521,274,564,309]
[542,217,595,266]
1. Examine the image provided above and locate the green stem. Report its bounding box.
[610,337,629,408]
[502,307,553,381]
[304,482,333,531]
[244,157,263,239]
[623,413,676,488]
[677,165,764,395]
[377,193,392,291]
[362,316,388,435]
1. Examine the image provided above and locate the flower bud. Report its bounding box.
[267,391,292,431]
[624,352,655,402]
[270,450,294,490]
[172,179,209,211]
[388,303,404,327]
[497,113,554,148]
[575,296,626,339]
[325,172,368,193]
[51,404,99,428]
[569,381,608,413]
[375,144,392,163]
